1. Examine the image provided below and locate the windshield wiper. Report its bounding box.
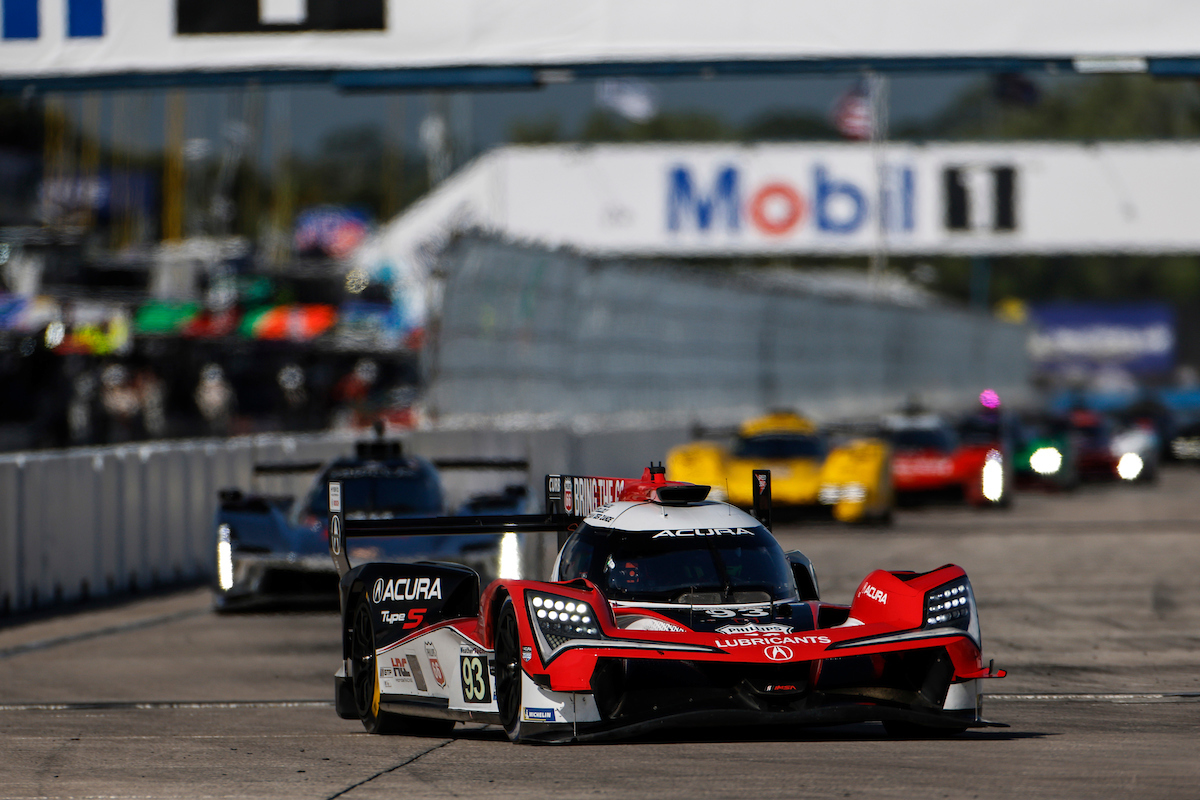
[705,542,734,602]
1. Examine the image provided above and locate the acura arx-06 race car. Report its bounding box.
[326,466,1005,743]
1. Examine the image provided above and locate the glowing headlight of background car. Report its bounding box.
[924,578,974,630]
[216,523,234,592]
[818,482,866,504]
[981,449,1004,502]
[527,593,602,650]
[1116,452,1144,481]
[1171,436,1200,460]
[1028,447,1063,476]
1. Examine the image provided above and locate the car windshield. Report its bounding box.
[733,434,826,459]
[958,417,1001,445]
[889,428,957,453]
[563,523,795,603]
[1073,424,1111,448]
[1020,417,1070,444]
[303,464,442,518]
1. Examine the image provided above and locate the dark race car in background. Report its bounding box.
[213,440,528,610]
[326,467,1007,743]
[1012,412,1079,491]
[1067,409,1158,483]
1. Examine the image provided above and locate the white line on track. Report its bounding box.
[0,700,332,711]
[7,734,351,741]
[2,694,1197,716]
[988,692,1200,702]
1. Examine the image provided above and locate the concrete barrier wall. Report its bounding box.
[0,424,757,617]
[429,239,1032,423]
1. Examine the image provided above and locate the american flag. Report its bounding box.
[832,81,873,141]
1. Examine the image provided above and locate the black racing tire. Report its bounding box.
[882,720,968,738]
[864,505,894,527]
[350,599,406,734]
[494,597,525,742]
[349,599,455,736]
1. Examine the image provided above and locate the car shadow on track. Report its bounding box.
[447,723,1052,746]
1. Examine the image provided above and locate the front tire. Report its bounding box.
[494,598,524,742]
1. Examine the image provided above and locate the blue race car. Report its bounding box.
[213,440,527,610]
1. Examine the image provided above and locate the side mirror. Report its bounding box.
[785,550,820,601]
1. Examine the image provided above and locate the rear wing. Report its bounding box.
[326,470,774,578]
[326,473,585,578]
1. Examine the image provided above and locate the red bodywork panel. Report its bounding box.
[467,564,993,695]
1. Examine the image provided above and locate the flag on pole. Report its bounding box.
[832,81,873,140]
[596,78,659,123]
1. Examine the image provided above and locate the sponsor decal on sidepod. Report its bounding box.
[523,708,556,722]
[716,623,794,635]
[391,656,413,681]
[425,641,447,688]
[372,577,442,604]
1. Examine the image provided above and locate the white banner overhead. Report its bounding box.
[360,142,1200,275]
[5,0,1200,85]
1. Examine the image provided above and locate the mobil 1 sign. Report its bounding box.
[500,143,1200,257]
[663,149,918,251]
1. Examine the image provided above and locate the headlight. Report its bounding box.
[981,450,1004,502]
[818,482,866,504]
[216,523,234,592]
[1171,437,1200,459]
[527,592,602,652]
[924,578,974,630]
[498,531,521,580]
[1117,452,1143,481]
[1029,447,1062,475]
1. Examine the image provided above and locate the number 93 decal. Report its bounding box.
[460,655,492,703]
[706,608,769,618]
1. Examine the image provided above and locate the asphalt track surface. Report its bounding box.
[2,469,1199,799]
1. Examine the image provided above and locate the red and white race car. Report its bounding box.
[327,467,1005,743]
[884,413,1011,507]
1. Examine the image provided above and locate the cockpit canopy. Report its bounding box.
[555,521,797,604]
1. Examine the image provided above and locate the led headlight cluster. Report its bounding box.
[924,579,973,629]
[818,482,866,504]
[528,593,602,650]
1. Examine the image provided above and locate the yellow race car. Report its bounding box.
[666,411,893,524]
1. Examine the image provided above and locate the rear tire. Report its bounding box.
[494,598,524,742]
[349,599,454,736]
